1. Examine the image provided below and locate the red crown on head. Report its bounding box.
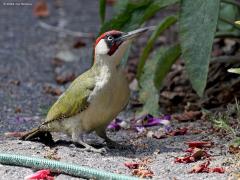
[95,30,122,46]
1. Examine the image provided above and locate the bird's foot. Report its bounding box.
[72,141,107,154]
[84,146,107,154]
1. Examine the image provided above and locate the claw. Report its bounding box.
[72,141,107,154]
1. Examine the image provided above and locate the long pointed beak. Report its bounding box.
[117,26,155,42]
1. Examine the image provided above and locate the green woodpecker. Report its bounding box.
[21,27,152,152]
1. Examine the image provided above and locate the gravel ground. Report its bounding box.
[0,0,239,179]
[0,120,239,179]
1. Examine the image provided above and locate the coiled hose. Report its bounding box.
[0,153,140,180]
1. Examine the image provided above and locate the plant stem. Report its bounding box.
[221,0,240,8]
[215,31,240,38]
[211,56,240,64]
[219,16,240,31]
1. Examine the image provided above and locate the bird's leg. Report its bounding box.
[71,131,106,154]
[96,129,131,150]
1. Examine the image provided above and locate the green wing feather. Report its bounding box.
[44,68,96,123]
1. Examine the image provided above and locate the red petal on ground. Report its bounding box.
[24,169,54,180]
[186,141,213,148]
[167,128,188,136]
[209,167,225,173]
[185,147,194,153]
[175,156,195,163]
[189,161,224,173]
[189,161,210,173]
[175,148,209,163]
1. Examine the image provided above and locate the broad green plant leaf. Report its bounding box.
[100,0,152,34]
[114,0,129,14]
[139,53,160,116]
[140,0,179,24]
[99,0,106,25]
[218,2,239,31]
[179,0,220,96]
[100,0,179,33]
[137,16,178,78]
[154,44,181,89]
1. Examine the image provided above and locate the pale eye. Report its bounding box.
[107,36,113,41]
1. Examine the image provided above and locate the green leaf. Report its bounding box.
[100,0,179,34]
[99,0,106,25]
[140,0,179,24]
[154,44,181,89]
[114,0,129,14]
[100,0,153,34]
[218,3,239,31]
[137,15,178,78]
[228,68,240,74]
[179,0,220,96]
[139,54,160,116]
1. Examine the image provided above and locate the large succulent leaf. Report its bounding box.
[139,54,160,116]
[154,44,181,89]
[179,0,220,96]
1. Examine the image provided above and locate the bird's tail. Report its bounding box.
[20,127,43,140]
[20,127,54,144]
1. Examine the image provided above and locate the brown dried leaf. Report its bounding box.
[173,111,202,122]
[189,161,224,173]
[33,0,49,18]
[229,145,240,154]
[191,148,205,160]
[73,39,86,48]
[167,128,188,136]
[15,107,22,113]
[186,141,213,148]
[132,169,154,178]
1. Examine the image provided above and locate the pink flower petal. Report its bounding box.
[24,169,54,180]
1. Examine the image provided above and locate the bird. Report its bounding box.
[20,27,153,153]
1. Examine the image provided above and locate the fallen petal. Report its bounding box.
[167,128,188,136]
[189,161,224,173]
[186,141,213,148]
[24,169,53,180]
[175,156,195,163]
[189,161,210,173]
[209,167,225,173]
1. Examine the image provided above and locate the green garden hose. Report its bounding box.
[0,153,140,180]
